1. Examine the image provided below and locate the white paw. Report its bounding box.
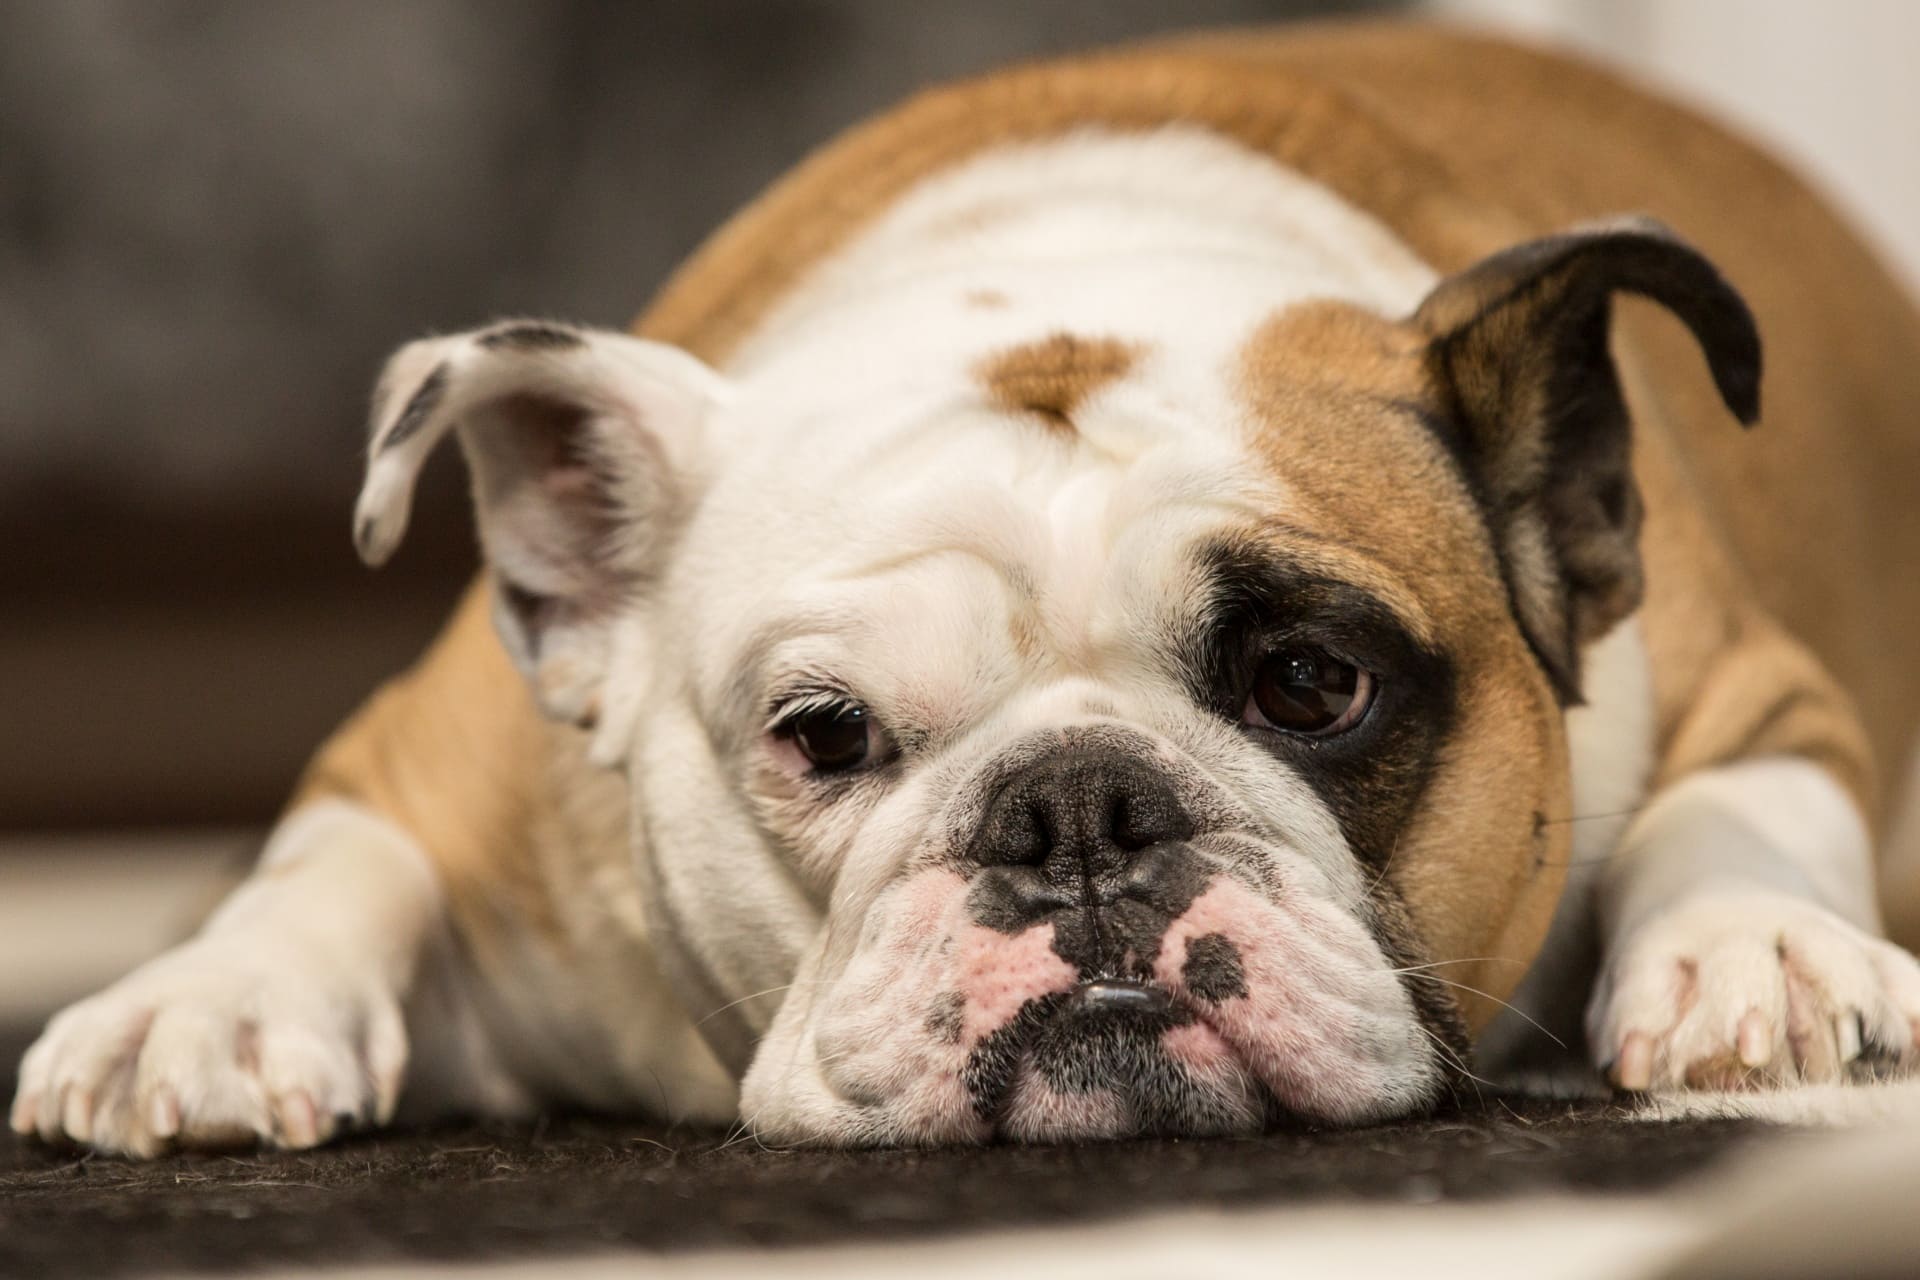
[9,941,406,1157]
[1589,889,1920,1092]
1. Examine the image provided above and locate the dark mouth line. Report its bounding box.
[1069,978,1175,1018]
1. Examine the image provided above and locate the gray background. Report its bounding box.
[0,0,1397,829]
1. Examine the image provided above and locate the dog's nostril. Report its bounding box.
[1111,781,1193,853]
[1011,805,1050,865]
[1068,979,1172,1017]
[1111,792,1154,851]
[969,747,1193,872]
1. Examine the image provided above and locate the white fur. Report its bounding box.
[618,128,1446,1090]
[20,126,1909,1151]
[10,801,439,1154]
[1478,616,1658,1074]
[735,125,1437,369]
[1588,757,1920,1089]
[1603,757,1881,937]
[1563,618,1663,891]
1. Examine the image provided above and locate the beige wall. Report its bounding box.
[1433,0,1920,293]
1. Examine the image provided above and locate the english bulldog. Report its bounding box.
[15,25,1920,1156]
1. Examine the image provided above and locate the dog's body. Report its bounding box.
[17,25,1920,1154]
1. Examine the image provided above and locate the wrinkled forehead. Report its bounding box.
[680,376,1270,727]
[673,273,1496,722]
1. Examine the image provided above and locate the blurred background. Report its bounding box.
[1,0,1915,1020]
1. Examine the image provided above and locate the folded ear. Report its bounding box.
[1413,216,1761,702]
[354,320,729,726]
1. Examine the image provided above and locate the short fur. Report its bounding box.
[16,24,1920,1154]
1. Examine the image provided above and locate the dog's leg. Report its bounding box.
[8,798,479,1155]
[1588,756,1920,1091]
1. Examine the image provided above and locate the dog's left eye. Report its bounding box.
[775,702,877,773]
[1241,648,1375,736]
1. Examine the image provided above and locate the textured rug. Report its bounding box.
[1,1024,1761,1280]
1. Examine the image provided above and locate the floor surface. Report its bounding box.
[1,1031,1759,1280]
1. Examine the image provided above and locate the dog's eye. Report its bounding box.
[1241,648,1374,736]
[779,703,875,773]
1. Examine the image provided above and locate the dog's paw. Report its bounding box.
[1588,889,1920,1092]
[8,941,406,1156]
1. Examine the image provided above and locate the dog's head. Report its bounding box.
[355,217,1756,1144]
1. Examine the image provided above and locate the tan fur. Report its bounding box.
[291,585,590,950]
[1172,22,1919,890]
[296,24,1920,1001]
[975,333,1141,433]
[1236,300,1571,1026]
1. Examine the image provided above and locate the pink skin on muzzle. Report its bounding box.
[1152,877,1431,1123]
[807,862,1432,1142]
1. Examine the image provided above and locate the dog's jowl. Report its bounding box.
[15,25,1920,1155]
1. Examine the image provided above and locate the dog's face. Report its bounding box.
[354,218,1757,1144]
[651,299,1541,1144]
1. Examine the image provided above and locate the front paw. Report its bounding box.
[8,942,406,1157]
[1588,890,1920,1092]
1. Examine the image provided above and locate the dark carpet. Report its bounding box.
[0,1031,1762,1279]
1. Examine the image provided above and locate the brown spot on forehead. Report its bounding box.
[964,288,1010,309]
[976,332,1142,433]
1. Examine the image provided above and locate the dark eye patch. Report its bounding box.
[1183,538,1457,867]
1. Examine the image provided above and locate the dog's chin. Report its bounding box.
[768,993,1270,1146]
[980,990,1269,1142]
[745,862,1443,1147]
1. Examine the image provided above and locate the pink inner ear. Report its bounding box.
[541,465,602,506]
[492,393,595,476]
[471,392,627,567]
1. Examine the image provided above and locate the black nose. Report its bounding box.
[970,748,1194,877]
[965,749,1203,976]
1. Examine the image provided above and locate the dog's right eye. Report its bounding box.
[1240,647,1375,737]
[776,703,874,773]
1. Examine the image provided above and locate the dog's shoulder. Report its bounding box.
[291,581,602,947]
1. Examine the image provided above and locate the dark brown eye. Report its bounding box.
[1242,649,1374,736]
[784,704,873,772]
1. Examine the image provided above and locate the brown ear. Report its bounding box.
[1413,216,1761,702]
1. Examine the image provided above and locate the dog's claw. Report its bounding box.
[274,1090,319,1149]
[1615,1031,1654,1091]
[9,943,404,1156]
[148,1088,180,1141]
[1590,889,1920,1092]
[1737,1008,1771,1068]
[62,1088,94,1144]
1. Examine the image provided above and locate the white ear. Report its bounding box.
[354,320,729,726]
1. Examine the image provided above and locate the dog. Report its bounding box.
[14,24,1920,1155]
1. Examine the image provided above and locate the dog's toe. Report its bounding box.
[1590,890,1920,1093]
[8,945,404,1156]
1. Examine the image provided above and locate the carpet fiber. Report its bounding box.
[0,1028,1762,1279]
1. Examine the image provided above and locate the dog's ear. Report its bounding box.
[1413,216,1761,702]
[354,321,729,727]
